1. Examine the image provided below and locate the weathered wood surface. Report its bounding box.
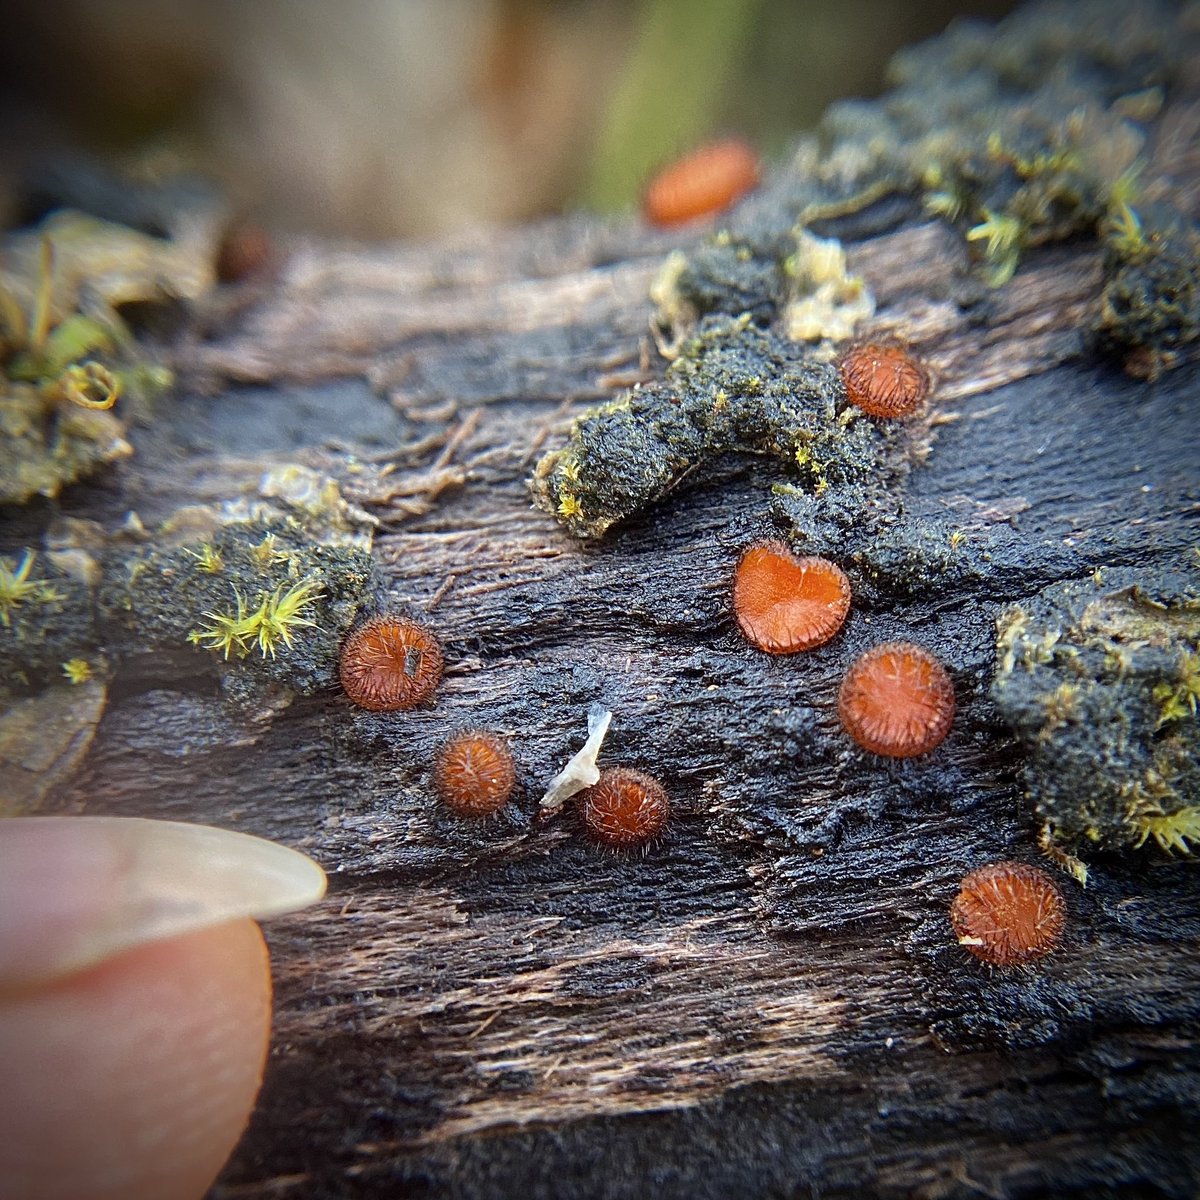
[18,94,1200,1200]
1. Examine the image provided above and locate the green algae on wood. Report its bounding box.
[992,561,1200,859]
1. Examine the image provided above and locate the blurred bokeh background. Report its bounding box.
[0,0,1016,240]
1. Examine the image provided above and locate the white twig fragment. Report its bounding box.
[539,704,612,810]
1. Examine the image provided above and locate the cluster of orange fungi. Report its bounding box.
[732,541,1065,963]
[732,540,956,757]
[337,614,668,848]
[333,170,1060,957]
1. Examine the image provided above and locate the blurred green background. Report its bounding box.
[0,0,1014,238]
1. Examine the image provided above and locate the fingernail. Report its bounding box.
[0,817,327,989]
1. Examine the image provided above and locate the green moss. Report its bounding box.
[0,549,94,689]
[0,381,133,504]
[650,0,1197,351]
[531,316,901,539]
[1,469,379,705]
[805,0,1187,281]
[0,210,204,503]
[0,551,63,627]
[550,0,1197,542]
[1094,201,1200,378]
[992,561,1200,857]
[187,578,324,661]
[99,516,375,699]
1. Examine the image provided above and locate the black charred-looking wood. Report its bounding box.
[13,13,1200,1200]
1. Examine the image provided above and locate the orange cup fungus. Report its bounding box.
[838,341,931,419]
[837,641,955,757]
[339,615,444,712]
[643,138,761,228]
[577,767,670,849]
[733,541,851,655]
[950,861,1066,966]
[434,730,516,818]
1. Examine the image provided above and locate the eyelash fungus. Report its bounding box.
[339,615,444,712]
[950,861,1066,967]
[577,767,670,849]
[643,139,762,228]
[733,542,850,654]
[838,342,931,419]
[434,731,517,819]
[838,642,956,758]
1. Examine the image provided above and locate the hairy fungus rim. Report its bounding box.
[837,640,956,757]
[338,613,444,712]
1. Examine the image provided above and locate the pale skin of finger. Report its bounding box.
[0,918,271,1200]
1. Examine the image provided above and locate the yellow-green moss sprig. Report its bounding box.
[1,238,123,404]
[966,209,1026,287]
[61,658,93,684]
[249,532,290,572]
[0,551,63,627]
[1153,651,1200,727]
[184,543,224,574]
[188,579,323,660]
[1104,202,1146,259]
[1132,807,1200,854]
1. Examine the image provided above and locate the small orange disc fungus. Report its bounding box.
[839,341,930,418]
[733,541,851,654]
[643,138,761,228]
[577,767,670,849]
[434,730,516,818]
[339,615,443,712]
[838,641,955,757]
[950,861,1066,966]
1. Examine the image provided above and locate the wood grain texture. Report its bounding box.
[19,65,1200,1200]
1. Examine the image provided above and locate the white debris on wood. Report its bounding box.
[539,704,612,810]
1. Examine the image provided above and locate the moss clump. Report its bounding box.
[555,0,1197,542]
[650,229,797,344]
[0,210,200,503]
[810,0,1188,282]
[1094,201,1200,379]
[651,0,1196,347]
[99,517,375,699]
[0,388,133,504]
[0,550,95,689]
[2,467,379,707]
[992,561,1200,857]
[532,316,908,539]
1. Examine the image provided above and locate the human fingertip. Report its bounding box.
[0,816,325,990]
[0,918,272,1200]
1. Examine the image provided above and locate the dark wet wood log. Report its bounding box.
[24,80,1200,1200]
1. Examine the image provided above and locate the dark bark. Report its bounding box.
[11,41,1200,1200]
